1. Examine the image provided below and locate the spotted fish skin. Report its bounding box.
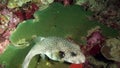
[22,37,85,68]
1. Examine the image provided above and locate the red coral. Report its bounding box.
[86,30,105,55]
[31,3,39,11]
[87,30,105,46]
[13,10,24,21]
[24,3,39,19]
[13,3,39,21]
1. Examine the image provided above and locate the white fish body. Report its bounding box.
[22,37,85,68]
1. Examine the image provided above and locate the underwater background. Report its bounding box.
[0,0,120,68]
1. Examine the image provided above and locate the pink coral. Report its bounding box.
[54,0,74,5]
[87,30,105,46]
[86,29,105,55]
[0,38,9,54]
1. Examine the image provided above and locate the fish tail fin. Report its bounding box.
[22,48,40,68]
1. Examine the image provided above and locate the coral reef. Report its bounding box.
[0,2,39,54]
[0,0,120,68]
[76,0,120,30]
[8,3,119,68]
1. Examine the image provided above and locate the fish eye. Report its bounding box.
[59,51,65,58]
[71,52,77,57]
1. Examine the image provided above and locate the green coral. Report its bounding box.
[0,44,32,68]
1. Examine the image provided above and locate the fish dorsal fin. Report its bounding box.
[34,36,46,43]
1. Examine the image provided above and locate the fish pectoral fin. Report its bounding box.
[59,59,64,63]
[40,54,46,59]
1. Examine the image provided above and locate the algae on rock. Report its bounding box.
[101,38,120,62]
[7,0,54,8]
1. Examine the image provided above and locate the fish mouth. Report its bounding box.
[69,55,86,64]
[67,58,85,64]
[73,60,85,64]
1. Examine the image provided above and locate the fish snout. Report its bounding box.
[79,56,85,63]
[68,56,86,64]
[75,55,86,64]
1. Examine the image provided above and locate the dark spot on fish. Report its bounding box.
[59,51,65,58]
[71,52,77,57]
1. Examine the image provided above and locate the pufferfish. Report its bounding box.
[22,37,85,68]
